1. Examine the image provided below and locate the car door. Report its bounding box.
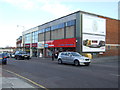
[66,53,74,64]
[62,52,68,63]
[60,52,66,63]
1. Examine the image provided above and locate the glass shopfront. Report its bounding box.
[45,38,76,57]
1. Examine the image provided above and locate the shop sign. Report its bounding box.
[25,44,30,48]
[38,41,44,48]
[25,43,37,48]
[45,38,76,47]
[32,43,37,47]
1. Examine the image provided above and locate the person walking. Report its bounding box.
[52,52,55,61]
[55,52,59,59]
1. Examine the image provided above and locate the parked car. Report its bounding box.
[57,52,91,66]
[11,53,15,58]
[6,53,10,58]
[15,51,30,60]
[0,53,8,65]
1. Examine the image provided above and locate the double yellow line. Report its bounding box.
[3,69,48,90]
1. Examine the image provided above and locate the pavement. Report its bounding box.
[0,67,35,89]
[91,56,119,63]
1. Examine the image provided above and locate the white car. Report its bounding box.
[57,52,91,66]
[11,53,15,58]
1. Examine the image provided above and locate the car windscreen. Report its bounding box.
[0,53,7,57]
[20,52,27,54]
[2,53,7,56]
[71,52,82,56]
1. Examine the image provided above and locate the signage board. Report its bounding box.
[45,38,76,48]
[82,14,106,35]
[38,41,44,49]
[82,34,105,52]
[32,43,37,47]
[25,43,37,48]
[25,44,30,48]
[82,14,106,52]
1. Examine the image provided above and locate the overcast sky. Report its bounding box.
[0,0,119,47]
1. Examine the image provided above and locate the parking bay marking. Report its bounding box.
[3,69,48,90]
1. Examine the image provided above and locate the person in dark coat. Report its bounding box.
[55,52,59,59]
[52,52,55,61]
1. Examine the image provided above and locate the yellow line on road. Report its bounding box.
[3,69,48,90]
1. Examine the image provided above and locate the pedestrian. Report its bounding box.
[52,52,55,61]
[55,52,59,59]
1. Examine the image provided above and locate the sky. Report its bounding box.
[0,0,119,47]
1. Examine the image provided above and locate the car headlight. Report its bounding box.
[79,59,84,61]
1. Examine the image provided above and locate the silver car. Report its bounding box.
[57,52,91,66]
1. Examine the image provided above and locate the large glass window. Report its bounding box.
[32,31,38,43]
[45,27,50,32]
[66,26,75,38]
[45,27,51,40]
[65,19,76,38]
[51,23,65,31]
[66,20,75,27]
[25,33,31,44]
[38,29,45,41]
[38,29,45,34]
[38,33,44,41]
[37,20,76,41]
[51,28,64,40]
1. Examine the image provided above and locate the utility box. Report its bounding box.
[83,53,92,59]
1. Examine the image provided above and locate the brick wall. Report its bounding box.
[106,18,119,44]
[98,16,119,56]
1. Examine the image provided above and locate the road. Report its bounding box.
[2,57,119,89]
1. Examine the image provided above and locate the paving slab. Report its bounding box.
[2,77,34,88]
[0,67,36,89]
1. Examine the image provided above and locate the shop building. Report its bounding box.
[22,11,119,58]
[16,36,23,51]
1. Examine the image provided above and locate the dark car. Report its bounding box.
[6,53,10,58]
[0,53,8,65]
[15,51,30,60]
[11,53,15,58]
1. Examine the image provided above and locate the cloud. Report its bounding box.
[0,24,17,47]
[1,0,74,17]
[1,0,118,17]
[40,1,73,17]
[1,0,37,10]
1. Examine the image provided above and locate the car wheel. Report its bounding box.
[2,61,7,65]
[74,60,79,66]
[17,56,21,60]
[22,57,24,60]
[58,59,62,64]
[15,56,17,60]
